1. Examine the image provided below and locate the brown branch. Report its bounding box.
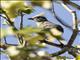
[67,29,78,47]
[60,1,78,29]
[68,51,76,57]
[72,11,78,29]
[40,40,64,48]
[51,47,67,57]
[4,36,18,46]
[4,37,7,44]
[67,1,80,10]
[62,0,80,10]
[18,11,24,44]
[0,43,18,50]
[0,15,7,20]
[51,1,73,30]
[59,2,78,47]
[20,11,24,29]
[1,8,17,30]
[68,47,80,57]
[0,44,7,50]
[1,8,26,46]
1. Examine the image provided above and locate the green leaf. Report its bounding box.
[56,56,67,59]
[2,20,8,25]
[0,28,7,38]
[0,8,3,14]
[31,0,44,6]
[17,27,42,35]
[76,55,80,60]
[28,35,44,45]
[21,7,33,14]
[1,0,29,18]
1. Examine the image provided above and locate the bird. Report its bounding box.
[28,16,66,44]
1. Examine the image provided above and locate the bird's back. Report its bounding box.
[39,21,56,29]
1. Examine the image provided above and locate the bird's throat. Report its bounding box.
[36,22,43,27]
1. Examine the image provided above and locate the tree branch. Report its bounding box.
[51,1,73,30]
[68,47,80,57]
[72,11,78,29]
[0,8,25,46]
[61,0,80,10]
[60,1,78,29]
[51,47,67,57]
[59,2,79,47]
[67,29,78,47]
[4,37,7,44]
[1,8,17,30]
[20,11,24,29]
[66,1,80,10]
[0,14,7,20]
[18,11,24,44]
[40,40,64,48]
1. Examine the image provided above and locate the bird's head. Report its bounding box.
[28,16,47,22]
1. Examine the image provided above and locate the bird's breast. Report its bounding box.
[46,33,55,42]
[50,28,62,36]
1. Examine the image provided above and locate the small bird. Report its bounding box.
[28,16,66,44]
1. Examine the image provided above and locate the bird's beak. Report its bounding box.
[28,13,44,20]
[28,18,34,20]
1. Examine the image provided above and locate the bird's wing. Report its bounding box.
[40,21,56,29]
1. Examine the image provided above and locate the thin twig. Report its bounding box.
[1,8,17,30]
[18,11,25,46]
[72,11,78,29]
[40,40,64,48]
[1,8,26,46]
[50,1,79,57]
[51,1,80,36]
[66,1,80,10]
[51,1,73,30]
[0,44,7,49]
[4,36,18,46]
[19,11,24,44]
[60,2,78,29]
[68,51,76,57]
[4,37,7,44]
[0,14,7,20]
[61,0,80,10]
[51,47,67,57]
[67,29,78,47]
[59,2,78,47]
[68,47,80,57]
[20,11,24,29]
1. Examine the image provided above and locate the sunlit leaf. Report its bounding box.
[28,35,44,45]
[1,0,32,19]
[6,46,20,57]
[56,56,67,60]
[6,27,14,35]
[17,27,42,35]
[35,43,46,48]
[0,8,3,14]
[31,0,51,9]
[76,55,80,60]
[20,6,33,14]
[2,20,8,25]
[0,28,7,38]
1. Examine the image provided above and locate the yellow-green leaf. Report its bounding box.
[1,0,28,19]
[21,7,33,14]
[0,28,7,38]
[17,27,42,35]
[28,35,44,45]
[76,55,80,60]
